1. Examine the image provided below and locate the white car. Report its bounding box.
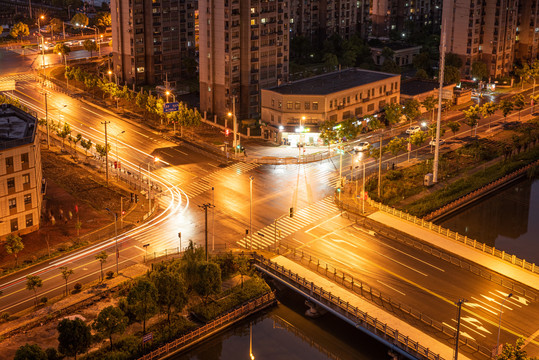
[406,125,421,134]
[354,142,370,152]
[429,139,445,146]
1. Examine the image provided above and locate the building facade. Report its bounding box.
[515,0,539,62]
[445,0,518,78]
[261,68,400,145]
[0,105,43,239]
[111,0,197,87]
[199,0,290,120]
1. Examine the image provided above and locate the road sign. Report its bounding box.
[163,102,179,113]
[0,80,16,92]
[143,333,153,343]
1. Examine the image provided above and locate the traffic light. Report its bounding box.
[237,144,241,150]
[245,229,249,235]
[114,161,117,169]
[118,162,121,169]
[121,210,125,216]
[135,194,139,203]
[337,188,341,193]
[289,207,294,218]
[225,129,230,136]
[131,192,134,202]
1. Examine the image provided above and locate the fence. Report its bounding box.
[137,291,276,360]
[276,247,493,358]
[253,254,447,360]
[424,159,539,221]
[364,198,539,278]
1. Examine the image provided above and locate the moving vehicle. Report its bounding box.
[429,138,445,146]
[353,142,370,152]
[406,125,421,134]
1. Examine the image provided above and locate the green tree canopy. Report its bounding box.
[26,275,42,307]
[5,234,24,267]
[462,104,481,136]
[53,43,71,56]
[127,278,158,333]
[152,269,188,325]
[422,95,438,123]
[48,18,63,35]
[95,251,108,281]
[403,99,421,123]
[10,22,29,42]
[71,13,89,27]
[444,65,461,84]
[471,61,488,80]
[512,94,526,120]
[194,262,222,300]
[93,306,128,350]
[383,103,403,125]
[14,344,47,360]
[57,318,91,359]
[319,119,338,147]
[447,121,461,136]
[445,53,463,69]
[499,99,514,122]
[94,12,111,29]
[83,39,98,57]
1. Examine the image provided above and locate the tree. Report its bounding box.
[95,143,111,159]
[415,69,429,80]
[10,22,29,42]
[471,61,488,80]
[25,275,42,307]
[48,18,63,38]
[383,103,402,125]
[5,234,24,267]
[14,344,47,360]
[386,137,406,157]
[445,53,463,69]
[59,266,74,296]
[413,52,431,73]
[181,240,205,290]
[381,59,401,74]
[127,278,157,333]
[93,306,127,350]
[194,261,222,300]
[512,94,526,120]
[410,131,427,147]
[462,105,481,136]
[71,13,89,27]
[236,255,250,289]
[53,43,71,57]
[152,269,188,326]
[403,99,421,125]
[322,53,339,71]
[83,39,97,57]
[80,138,92,158]
[447,121,461,136]
[95,251,108,281]
[499,99,514,123]
[337,118,359,141]
[73,133,82,150]
[422,95,438,123]
[94,12,111,30]
[57,122,71,149]
[319,119,338,150]
[480,102,497,119]
[515,63,530,89]
[57,318,91,359]
[497,338,536,360]
[444,66,461,84]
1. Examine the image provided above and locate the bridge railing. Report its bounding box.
[254,254,451,360]
[276,247,493,359]
[363,198,539,278]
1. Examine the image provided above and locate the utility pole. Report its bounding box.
[212,187,215,251]
[378,133,382,197]
[101,121,110,184]
[362,162,366,213]
[454,299,466,360]
[433,0,448,183]
[199,203,214,261]
[44,92,50,149]
[249,176,254,250]
[232,95,238,155]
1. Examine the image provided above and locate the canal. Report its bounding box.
[439,176,539,264]
[179,176,538,359]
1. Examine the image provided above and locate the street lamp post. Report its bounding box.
[248,177,255,249]
[101,121,111,184]
[104,208,118,275]
[454,299,467,360]
[115,130,125,180]
[496,293,513,357]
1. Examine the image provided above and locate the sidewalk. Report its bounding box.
[272,255,473,360]
[367,211,539,292]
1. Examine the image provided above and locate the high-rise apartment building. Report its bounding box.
[111,0,197,87]
[0,105,43,239]
[515,0,539,62]
[445,0,518,78]
[371,0,442,38]
[289,0,366,41]
[199,0,290,119]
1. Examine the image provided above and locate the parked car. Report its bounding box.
[353,142,370,152]
[429,139,445,146]
[405,125,421,134]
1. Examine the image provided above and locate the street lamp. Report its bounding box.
[249,175,254,251]
[496,293,513,357]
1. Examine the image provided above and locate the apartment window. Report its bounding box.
[312,102,318,110]
[26,214,33,227]
[21,153,29,169]
[304,102,310,110]
[329,114,337,121]
[23,173,30,189]
[7,177,15,193]
[6,156,14,173]
[271,98,275,107]
[347,96,350,104]
[343,111,351,119]
[9,198,16,210]
[355,107,363,115]
[278,101,282,108]
[295,101,301,110]
[24,193,32,206]
[329,100,333,108]
[10,218,18,232]
[287,101,293,109]
[367,104,375,111]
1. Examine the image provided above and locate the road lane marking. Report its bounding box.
[80,106,103,117]
[461,317,492,335]
[480,294,513,311]
[442,322,475,340]
[376,280,406,296]
[465,301,498,316]
[304,213,342,233]
[494,289,529,306]
[328,238,358,248]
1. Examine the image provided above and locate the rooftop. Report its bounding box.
[0,104,37,150]
[400,80,452,96]
[267,68,399,96]
[370,42,422,51]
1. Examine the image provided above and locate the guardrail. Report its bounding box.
[253,254,446,360]
[424,159,539,221]
[277,247,493,358]
[137,291,276,360]
[365,198,539,277]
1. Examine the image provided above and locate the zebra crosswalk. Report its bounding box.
[179,162,261,199]
[237,196,339,250]
[0,73,36,83]
[292,164,341,188]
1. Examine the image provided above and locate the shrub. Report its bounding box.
[72,283,82,293]
[45,347,62,360]
[0,312,10,322]
[106,271,115,279]
[40,297,48,305]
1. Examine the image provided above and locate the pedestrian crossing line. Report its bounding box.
[0,74,35,83]
[237,196,339,250]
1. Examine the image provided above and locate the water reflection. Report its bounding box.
[439,177,539,264]
[178,289,389,360]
